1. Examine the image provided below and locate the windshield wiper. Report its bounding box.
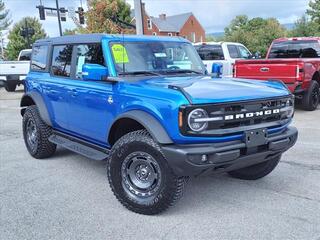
[119,71,162,76]
[161,69,203,75]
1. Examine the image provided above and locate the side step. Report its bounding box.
[49,132,110,161]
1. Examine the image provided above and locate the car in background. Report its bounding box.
[194,42,253,77]
[234,37,320,111]
[0,49,31,92]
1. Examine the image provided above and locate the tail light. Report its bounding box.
[233,63,236,77]
[296,63,304,81]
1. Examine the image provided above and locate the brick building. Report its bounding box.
[132,4,205,43]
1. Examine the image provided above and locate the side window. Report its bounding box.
[227,45,240,59]
[195,45,224,60]
[238,46,251,59]
[51,45,73,77]
[75,44,105,79]
[31,46,48,71]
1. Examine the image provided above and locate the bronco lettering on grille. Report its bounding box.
[224,109,280,121]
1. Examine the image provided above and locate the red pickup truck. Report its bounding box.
[234,37,320,111]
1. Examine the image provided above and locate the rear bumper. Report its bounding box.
[162,126,298,176]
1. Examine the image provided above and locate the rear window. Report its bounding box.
[31,46,48,71]
[227,45,240,58]
[19,51,32,61]
[269,40,320,58]
[195,45,225,60]
[51,45,73,77]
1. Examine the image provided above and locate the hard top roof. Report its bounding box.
[34,33,189,45]
[273,37,320,42]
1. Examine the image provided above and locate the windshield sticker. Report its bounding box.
[154,52,167,58]
[112,44,129,64]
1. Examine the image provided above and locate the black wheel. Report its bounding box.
[4,82,16,92]
[23,105,56,159]
[228,155,281,180]
[301,80,319,111]
[107,130,187,215]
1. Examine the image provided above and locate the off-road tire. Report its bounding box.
[4,82,16,92]
[301,80,319,111]
[23,105,56,159]
[107,130,187,215]
[228,155,281,180]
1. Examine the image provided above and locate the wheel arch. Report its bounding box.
[108,110,173,146]
[312,71,320,85]
[20,92,52,126]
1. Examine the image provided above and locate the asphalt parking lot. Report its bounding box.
[1,86,320,240]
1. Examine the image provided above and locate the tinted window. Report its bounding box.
[31,46,48,70]
[227,45,240,58]
[20,51,32,61]
[75,44,105,79]
[269,40,320,58]
[238,46,251,59]
[195,45,225,60]
[51,45,73,77]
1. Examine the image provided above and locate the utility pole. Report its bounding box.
[55,0,63,36]
[134,0,143,35]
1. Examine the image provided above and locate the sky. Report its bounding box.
[1,0,311,44]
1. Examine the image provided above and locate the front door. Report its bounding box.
[66,43,115,146]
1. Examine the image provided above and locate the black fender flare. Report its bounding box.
[111,110,173,144]
[20,92,52,126]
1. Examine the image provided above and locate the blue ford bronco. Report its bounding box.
[21,34,298,215]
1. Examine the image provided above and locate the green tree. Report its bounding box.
[0,0,11,31]
[224,15,287,57]
[289,15,319,37]
[307,0,320,26]
[6,17,46,60]
[63,28,77,35]
[85,0,134,34]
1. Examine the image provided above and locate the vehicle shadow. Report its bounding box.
[50,147,274,216]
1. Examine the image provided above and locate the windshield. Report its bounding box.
[110,41,206,75]
[269,40,320,58]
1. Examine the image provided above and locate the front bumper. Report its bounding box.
[162,126,298,176]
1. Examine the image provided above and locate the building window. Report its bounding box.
[168,33,172,36]
[147,19,152,29]
[152,32,157,36]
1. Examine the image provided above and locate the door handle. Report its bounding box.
[260,67,270,72]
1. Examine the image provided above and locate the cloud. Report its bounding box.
[128,0,310,32]
[2,0,311,44]
[2,0,86,42]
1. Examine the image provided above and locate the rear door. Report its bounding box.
[42,44,74,130]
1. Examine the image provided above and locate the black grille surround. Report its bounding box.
[180,95,294,137]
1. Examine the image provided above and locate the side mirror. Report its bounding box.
[82,64,108,81]
[254,52,261,59]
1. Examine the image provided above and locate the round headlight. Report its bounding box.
[188,108,208,132]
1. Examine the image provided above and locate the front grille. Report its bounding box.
[180,96,293,136]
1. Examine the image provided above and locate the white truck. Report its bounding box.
[194,42,254,77]
[0,49,31,92]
